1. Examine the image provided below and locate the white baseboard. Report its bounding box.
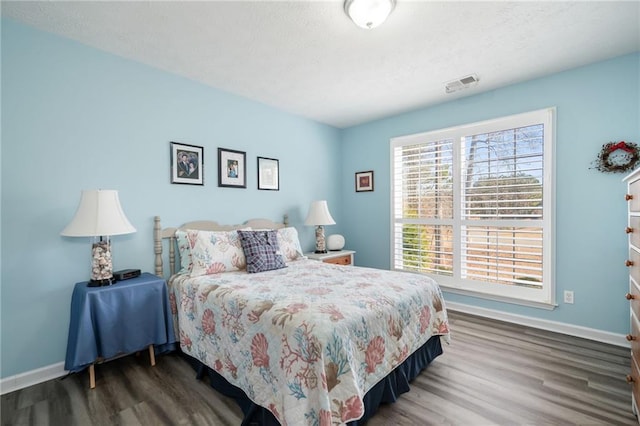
[446,301,629,348]
[0,362,67,395]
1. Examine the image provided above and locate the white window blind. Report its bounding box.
[391,108,555,307]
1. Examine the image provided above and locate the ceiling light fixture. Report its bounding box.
[344,0,396,29]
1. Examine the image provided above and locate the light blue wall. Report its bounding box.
[0,19,342,378]
[2,17,639,380]
[341,52,640,334]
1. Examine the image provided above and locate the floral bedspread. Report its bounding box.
[168,259,449,425]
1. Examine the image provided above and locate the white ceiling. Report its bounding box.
[3,1,639,128]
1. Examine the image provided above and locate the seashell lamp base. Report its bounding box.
[89,239,115,286]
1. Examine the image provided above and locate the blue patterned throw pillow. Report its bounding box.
[237,230,287,273]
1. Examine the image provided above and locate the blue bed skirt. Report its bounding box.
[182,334,443,425]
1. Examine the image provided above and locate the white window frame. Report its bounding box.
[390,108,556,309]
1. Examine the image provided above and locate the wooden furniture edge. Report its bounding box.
[89,344,155,389]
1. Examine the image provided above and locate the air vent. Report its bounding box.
[445,74,479,94]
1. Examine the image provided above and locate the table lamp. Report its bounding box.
[304,200,336,254]
[61,190,136,286]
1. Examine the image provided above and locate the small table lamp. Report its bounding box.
[304,200,336,254]
[61,190,136,286]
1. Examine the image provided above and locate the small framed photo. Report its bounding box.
[218,148,246,188]
[355,170,374,192]
[257,157,279,191]
[171,142,203,185]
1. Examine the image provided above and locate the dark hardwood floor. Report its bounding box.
[2,311,637,425]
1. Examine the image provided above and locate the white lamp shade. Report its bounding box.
[344,0,396,29]
[61,190,136,237]
[304,200,336,226]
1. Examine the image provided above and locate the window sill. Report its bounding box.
[441,285,557,310]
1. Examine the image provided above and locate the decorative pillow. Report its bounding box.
[276,227,305,262]
[190,229,248,276]
[237,230,287,273]
[175,229,199,274]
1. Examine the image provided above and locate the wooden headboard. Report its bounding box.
[153,215,289,278]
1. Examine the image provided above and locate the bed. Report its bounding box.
[153,215,450,425]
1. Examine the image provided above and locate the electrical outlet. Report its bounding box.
[564,290,574,304]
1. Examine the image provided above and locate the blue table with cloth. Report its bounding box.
[65,272,177,374]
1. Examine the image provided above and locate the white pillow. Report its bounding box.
[276,227,305,262]
[175,229,198,274]
[189,229,249,276]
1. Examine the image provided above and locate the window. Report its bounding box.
[391,108,555,307]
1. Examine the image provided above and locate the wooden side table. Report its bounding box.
[306,250,355,265]
[64,273,177,388]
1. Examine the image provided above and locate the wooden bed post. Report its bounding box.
[154,216,163,277]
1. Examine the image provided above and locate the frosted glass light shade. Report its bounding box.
[61,190,136,237]
[344,0,396,29]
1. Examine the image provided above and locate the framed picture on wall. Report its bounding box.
[257,157,279,190]
[355,170,374,192]
[218,148,247,188]
[171,142,203,185]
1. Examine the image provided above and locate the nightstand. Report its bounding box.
[64,273,177,388]
[306,250,355,266]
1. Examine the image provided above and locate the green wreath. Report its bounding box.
[594,141,639,173]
